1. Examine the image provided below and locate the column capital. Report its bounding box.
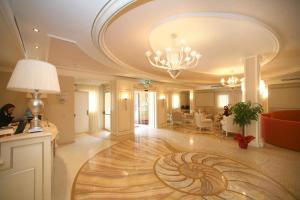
[242,55,263,64]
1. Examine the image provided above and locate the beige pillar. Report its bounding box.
[110,80,134,136]
[189,90,194,113]
[244,55,263,147]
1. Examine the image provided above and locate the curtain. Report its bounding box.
[77,85,100,133]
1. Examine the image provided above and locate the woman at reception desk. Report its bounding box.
[0,104,16,128]
[0,121,58,200]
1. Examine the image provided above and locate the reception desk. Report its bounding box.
[0,122,57,200]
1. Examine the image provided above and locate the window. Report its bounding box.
[172,93,180,109]
[217,94,229,108]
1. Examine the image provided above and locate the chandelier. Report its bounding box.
[140,80,152,91]
[220,71,240,87]
[145,34,202,79]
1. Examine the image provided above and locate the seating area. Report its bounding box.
[168,110,219,134]
[261,110,300,151]
[170,108,300,152]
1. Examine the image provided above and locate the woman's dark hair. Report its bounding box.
[1,104,16,112]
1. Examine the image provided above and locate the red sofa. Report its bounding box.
[261,110,300,151]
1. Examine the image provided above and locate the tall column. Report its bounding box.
[189,90,194,113]
[244,55,263,147]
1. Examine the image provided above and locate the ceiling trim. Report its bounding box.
[0,0,25,57]
[92,3,281,79]
[90,0,179,82]
[90,1,220,83]
[148,12,280,68]
[91,0,136,50]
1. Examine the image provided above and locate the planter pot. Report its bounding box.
[234,134,255,149]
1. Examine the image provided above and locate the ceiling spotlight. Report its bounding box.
[35,46,39,49]
[33,28,39,32]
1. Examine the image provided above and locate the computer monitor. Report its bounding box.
[15,120,27,134]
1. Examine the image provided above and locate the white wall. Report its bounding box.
[156,91,167,128]
[268,83,300,111]
[44,76,75,144]
[194,88,242,114]
[180,91,189,107]
[110,80,134,135]
[0,71,75,144]
[0,71,27,118]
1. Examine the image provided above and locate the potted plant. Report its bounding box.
[230,101,263,149]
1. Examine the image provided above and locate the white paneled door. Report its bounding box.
[75,91,89,133]
[148,92,156,128]
[104,92,111,130]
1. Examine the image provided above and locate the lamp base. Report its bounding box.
[28,90,44,133]
[28,126,43,133]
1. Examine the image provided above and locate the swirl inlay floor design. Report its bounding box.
[155,153,228,196]
[72,138,296,200]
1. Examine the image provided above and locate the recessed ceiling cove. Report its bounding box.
[149,13,279,75]
[92,0,282,81]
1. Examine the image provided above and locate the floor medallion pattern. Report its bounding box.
[154,152,227,196]
[72,138,296,200]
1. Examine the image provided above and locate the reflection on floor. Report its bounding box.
[54,131,115,200]
[68,125,299,200]
[167,123,223,137]
[54,126,300,200]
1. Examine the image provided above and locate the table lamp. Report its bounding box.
[7,59,60,133]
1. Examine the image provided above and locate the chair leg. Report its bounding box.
[226,131,228,137]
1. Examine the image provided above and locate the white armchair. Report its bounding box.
[220,115,242,136]
[194,112,213,131]
[172,111,184,125]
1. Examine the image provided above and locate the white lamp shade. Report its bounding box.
[7,59,60,93]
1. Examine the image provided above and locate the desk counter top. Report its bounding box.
[0,121,58,143]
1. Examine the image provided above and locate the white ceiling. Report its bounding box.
[0,0,300,86]
[143,14,278,75]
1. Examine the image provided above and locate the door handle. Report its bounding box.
[87,110,89,115]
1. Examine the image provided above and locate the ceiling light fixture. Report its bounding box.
[33,28,39,32]
[145,33,201,79]
[35,46,39,49]
[140,80,152,91]
[220,71,240,87]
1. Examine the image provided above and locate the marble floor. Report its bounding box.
[55,125,300,200]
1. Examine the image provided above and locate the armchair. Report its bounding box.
[194,112,213,131]
[220,115,242,136]
[183,112,194,123]
[172,111,184,125]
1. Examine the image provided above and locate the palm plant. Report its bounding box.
[230,101,263,136]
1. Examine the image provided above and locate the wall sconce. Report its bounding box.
[56,93,67,104]
[259,80,268,99]
[159,94,166,100]
[240,78,245,94]
[121,92,129,110]
[241,79,268,99]
[189,91,193,100]
[160,94,166,108]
